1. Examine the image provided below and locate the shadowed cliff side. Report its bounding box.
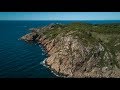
[20,22,120,78]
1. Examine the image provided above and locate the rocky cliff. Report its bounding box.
[20,22,120,78]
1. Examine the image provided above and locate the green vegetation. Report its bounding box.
[92,23,120,34]
[35,22,120,68]
[40,22,120,40]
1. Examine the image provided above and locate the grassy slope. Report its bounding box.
[36,22,120,68]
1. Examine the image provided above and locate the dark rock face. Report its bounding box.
[20,32,38,41]
[20,23,120,78]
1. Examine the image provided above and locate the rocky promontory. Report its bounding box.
[20,22,120,78]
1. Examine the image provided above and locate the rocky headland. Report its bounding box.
[20,22,120,78]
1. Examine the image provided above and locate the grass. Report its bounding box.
[38,22,120,40]
[35,22,120,68]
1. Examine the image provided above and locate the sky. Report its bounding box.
[0,12,120,20]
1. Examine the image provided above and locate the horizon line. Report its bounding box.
[0,19,120,21]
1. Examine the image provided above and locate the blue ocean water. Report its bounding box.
[0,20,120,78]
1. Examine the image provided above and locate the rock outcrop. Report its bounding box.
[20,22,120,78]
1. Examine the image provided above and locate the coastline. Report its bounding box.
[41,58,69,78]
[38,43,67,78]
[41,58,61,78]
[20,22,120,78]
[36,42,67,78]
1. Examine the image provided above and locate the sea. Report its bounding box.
[0,20,120,78]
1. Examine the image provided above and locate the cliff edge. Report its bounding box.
[20,22,120,78]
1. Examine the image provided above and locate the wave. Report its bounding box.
[40,58,65,78]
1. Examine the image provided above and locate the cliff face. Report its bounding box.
[20,23,120,78]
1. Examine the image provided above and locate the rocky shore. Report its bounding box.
[20,23,120,78]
